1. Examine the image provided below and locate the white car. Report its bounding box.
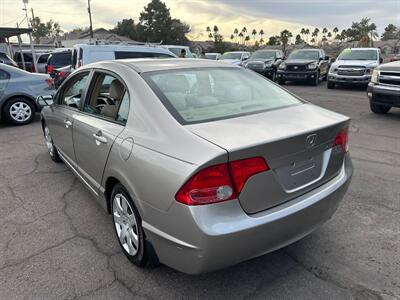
[205,53,221,60]
[327,48,383,89]
[71,44,176,70]
[220,51,251,65]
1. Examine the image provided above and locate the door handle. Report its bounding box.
[64,119,72,128]
[93,132,107,145]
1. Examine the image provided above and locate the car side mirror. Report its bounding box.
[36,95,54,107]
[379,58,383,63]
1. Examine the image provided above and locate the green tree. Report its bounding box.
[259,29,264,40]
[230,34,235,42]
[381,24,399,40]
[213,25,219,35]
[322,27,328,35]
[312,28,320,43]
[327,32,332,41]
[238,32,244,44]
[333,27,339,36]
[234,28,239,42]
[305,28,310,42]
[137,0,190,44]
[295,34,303,45]
[345,17,378,47]
[244,35,250,45]
[252,28,257,42]
[111,18,136,40]
[280,29,293,53]
[267,35,280,45]
[31,17,63,41]
[310,37,316,44]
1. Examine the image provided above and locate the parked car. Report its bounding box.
[243,49,285,81]
[205,53,221,60]
[327,48,383,89]
[0,52,18,68]
[53,65,72,88]
[0,64,54,125]
[71,44,176,70]
[367,60,400,114]
[220,51,251,65]
[277,49,330,85]
[35,53,51,73]
[39,59,352,274]
[46,49,72,76]
[13,50,51,72]
[160,45,193,58]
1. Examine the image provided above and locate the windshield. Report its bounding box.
[288,50,319,60]
[250,51,276,60]
[143,68,301,124]
[221,52,242,60]
[337,49,377,60]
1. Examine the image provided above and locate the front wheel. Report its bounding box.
[3,98,35,125]
[370,102,391,114]
[111,183,153,267]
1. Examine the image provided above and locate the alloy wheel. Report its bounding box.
[44,126,55,157]
[113,193,139,256]
[9,101,32,123]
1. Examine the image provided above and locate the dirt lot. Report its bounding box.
[0,82,399,299]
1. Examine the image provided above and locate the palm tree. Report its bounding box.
[251,29,257,43]
[208,32,213,40]
[230,34,235,42]
[259,29,264,41]
[213,25,219,35]
[300,28,306,40]
[327,32,332,41]
[310,37,316,44]
[322,27,328,36]
[312,28,320,43]
[322,35,327,45]
[305,28,310,43]
[234,28,239,43]
[242,27,247,36]
[260,37,264,44]
[238,32,244,45]
[333,27,339,36]
[280,29,293,53]
[244,35,250,45]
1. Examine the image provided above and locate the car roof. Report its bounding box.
[87,58,237,73]
[347,48,379,50]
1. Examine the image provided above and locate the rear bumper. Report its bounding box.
[277,70,318,81]
[328,73,371,84]
[367,83,400,107]
[144,155,353,274]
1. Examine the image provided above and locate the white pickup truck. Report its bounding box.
[327,48,383,89]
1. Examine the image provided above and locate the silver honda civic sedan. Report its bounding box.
[39,59,353,274]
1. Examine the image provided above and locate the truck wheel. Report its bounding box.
[370,102,391,114]
[327,81,335,89]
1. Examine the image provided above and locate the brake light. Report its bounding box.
[175,157,269,205]
[333,128,349,154]
[47,65,54,74]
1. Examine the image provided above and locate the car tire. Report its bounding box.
[311,71,320,86]
[370,102,391,114]
[327,81,335,89]
[111,183,155,267]
[43,124,62,162]
[3,97,35,125]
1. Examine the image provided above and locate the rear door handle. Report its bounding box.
[93,131,107,145]
[64,119,72,128]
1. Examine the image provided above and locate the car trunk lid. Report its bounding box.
[186,103,350,214]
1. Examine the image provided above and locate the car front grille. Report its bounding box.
[337,66,366,76]
[286,65,307,72]
[379,72,400,86]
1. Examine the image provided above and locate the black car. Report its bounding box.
[0,52,18,68]
[243,50,284,81]
[277,49,330,86]
[367,61,400,114]
[53,64,72,88]
[46,49,72,76]
[13,52,34,72]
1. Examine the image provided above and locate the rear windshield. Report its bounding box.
[251,51,276,60]
[38,54,50,63]
[143,68,301,124]
[288,50,319,60]
[115,51,173,59]
[337,49,377,60]
[49,52,71,66]
[221,52,242,60]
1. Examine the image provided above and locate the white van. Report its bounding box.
[160,45,193,58]
[71,44,176,70]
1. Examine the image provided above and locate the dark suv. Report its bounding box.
[277,49,330,86]
[367,61,400,114]
[243,50,284,81]
[46,49,72,76]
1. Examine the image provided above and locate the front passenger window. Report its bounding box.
[59,73,89,108]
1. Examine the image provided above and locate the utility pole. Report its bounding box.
[88,0,94,39]
[31,8,35,30]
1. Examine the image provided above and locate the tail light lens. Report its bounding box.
[333,128,349,154]
[175,157,269,205]
[47,65,54,74]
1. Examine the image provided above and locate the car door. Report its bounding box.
[49,71,91,166]
[0,69,10,99]
[72,71,128,193]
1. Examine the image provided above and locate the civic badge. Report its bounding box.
[306,134,317,149]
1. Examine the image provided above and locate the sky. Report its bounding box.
[1,0,399,41]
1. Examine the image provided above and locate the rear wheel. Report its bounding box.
[3,97,35,125]
[111,183,153,267]
[370,102,391,114]
[327,80,335,89]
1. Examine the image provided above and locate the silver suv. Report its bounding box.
[328,48,383,89]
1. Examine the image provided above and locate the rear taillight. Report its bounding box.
[333,128,349,154]
[175,157,269,205]
[47,65,54,74]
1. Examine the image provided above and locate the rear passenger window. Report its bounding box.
[59,72,89,108]
[83,73,126,122]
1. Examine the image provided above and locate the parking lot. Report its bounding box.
[0,83,399,299]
